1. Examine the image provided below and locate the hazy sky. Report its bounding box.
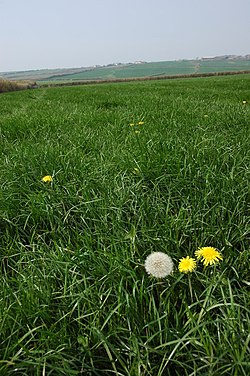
[1,0,249,72]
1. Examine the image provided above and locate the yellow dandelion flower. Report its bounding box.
[242,100,247,104]
[129,123,135,126]
[42,175,53,183]
[134,130,140,134]
[178,256,196,273]
[138,121,144,125]
[195,246,222,266]
[132,167,140,175]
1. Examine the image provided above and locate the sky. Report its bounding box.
[0,0,250,72]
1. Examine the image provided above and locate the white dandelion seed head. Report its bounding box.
[145,252,174,278]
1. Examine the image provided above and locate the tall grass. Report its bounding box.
[0,79,36,93]
[0,75,249,375]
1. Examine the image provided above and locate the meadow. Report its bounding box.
[46,59,250,82]
[2,58,250,84]
[0,74,249,375]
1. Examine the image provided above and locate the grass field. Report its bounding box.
[47,59,250,82]
[0,75,249,375]
[48,61,196,81]
[2,58,250,84]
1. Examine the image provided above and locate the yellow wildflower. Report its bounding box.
[42,175,53,183]
[134,130,140,134]
[132,167,140,175]
[138,121,144,125]
[129,123,135,126]
[242,100,247,104]
[178,256,196,273]
[195,246,223,266]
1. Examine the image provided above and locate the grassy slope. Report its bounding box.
[0,75,249,375]
[0,68,88,81]
[2,59,250,83]
[198,59,250,73]
[48,61,195,81]
[48,59,250,81]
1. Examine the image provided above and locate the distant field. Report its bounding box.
[48,61,195,81]
[0,67,89,81]
[0,75,249,375]
[46,59,250,82]
[1,58,250,84]
[198,59,250,73]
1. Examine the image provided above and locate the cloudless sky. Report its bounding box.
[0,0,249,72]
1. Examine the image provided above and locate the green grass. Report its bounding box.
[0,75,249,375]
[2,59,250,84]
[47,60,250,82]
[49,61,196,81]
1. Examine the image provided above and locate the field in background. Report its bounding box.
[47,59,250,82]
[0,75,249,375]
[1,57,250,84]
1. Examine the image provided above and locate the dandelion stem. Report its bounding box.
[188,274,193,303]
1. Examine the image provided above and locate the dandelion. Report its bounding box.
[145,252,174,278]
[178,256,196,273]
[129,123,135,126]
[138,121,144,125]
[195,246,223,266]
[134,130,140,134]
[242,100,247,104]
[42,175,53,183]
[132,167,140,175]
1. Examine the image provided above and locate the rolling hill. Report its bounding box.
[1,55,250,84]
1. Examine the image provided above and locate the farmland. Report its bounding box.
[0,74,249,375]
[1,56,250,84]
[48,59,250,82]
